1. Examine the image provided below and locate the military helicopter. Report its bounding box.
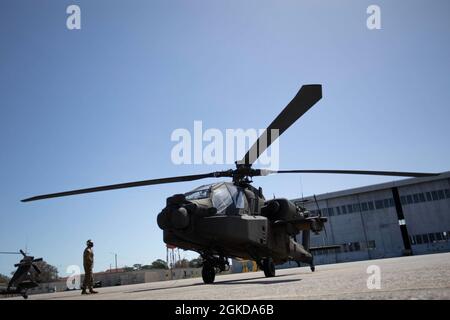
[21,84,439,284]
[0,250,42,299]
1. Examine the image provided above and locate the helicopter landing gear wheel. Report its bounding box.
[200,254,229,284]
[202,263,215,284]
[262,257,276,277]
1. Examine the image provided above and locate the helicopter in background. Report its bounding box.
[22,84,439,284]
[0,250,42,299]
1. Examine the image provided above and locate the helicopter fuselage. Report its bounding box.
[157,182,325,267]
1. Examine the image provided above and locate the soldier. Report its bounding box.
[82,239,98,295]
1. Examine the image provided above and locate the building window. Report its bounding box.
[353,203,360,212]
[426,192,432,201]
[368,201,374,210]
[445,189,450,199]
[400,196,407,205]
[328,207,335,216]
[342,206,347,214]
[361,202,368,211]
[347,205,353,214]
[383,199,389,208]
[428,233,436,243]
[375,200,383,209]
[431,191,438,201]
[406,195,413,204]
[410,231,449,244]
[418,193,426,202]
[367,240,376,249]
[415,235,423,244]
[413,194,419,203]
[389,198,395,207]
[438,190,445,200]
[336,206,341,215]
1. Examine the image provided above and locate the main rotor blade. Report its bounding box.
[32,264,41,274]
[260,169,439,178]
[21,172,223,202]
[240,84,322,165]
[0,252,21,255]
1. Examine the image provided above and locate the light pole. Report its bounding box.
[110,252,118,272]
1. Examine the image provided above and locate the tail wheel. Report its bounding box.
[262,257,276,277]
[310,256,315,272]
[202,264,215,284]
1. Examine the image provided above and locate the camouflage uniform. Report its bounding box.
[82,243,96,293]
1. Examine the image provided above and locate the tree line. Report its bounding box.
[123,257,202,271]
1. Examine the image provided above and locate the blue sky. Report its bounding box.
[1,0,449,276]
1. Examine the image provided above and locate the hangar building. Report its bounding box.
[291,171,450,266]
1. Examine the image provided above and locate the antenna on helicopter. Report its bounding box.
[313,194,321,217]
[300,175,304,202]
[313,194,328,240]
[25,236,28,255]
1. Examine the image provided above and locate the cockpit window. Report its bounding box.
[185,186,211,200]
[225,184,245,209]
[211,184,233,214]
[186,183,246,215]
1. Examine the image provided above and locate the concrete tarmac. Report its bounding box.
[9,252,450,300]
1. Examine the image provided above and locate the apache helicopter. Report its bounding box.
[22,84,439,284]
[0,250,42,299]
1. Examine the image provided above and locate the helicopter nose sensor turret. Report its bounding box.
[157,211,189,231]
[157,206,190,230]
[157,194,193,230]
[157,191,218,230]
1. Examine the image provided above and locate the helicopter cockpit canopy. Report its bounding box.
[185,185,211,201]
[185,182,245,215]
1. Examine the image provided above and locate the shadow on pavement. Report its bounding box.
[127,273,301,294]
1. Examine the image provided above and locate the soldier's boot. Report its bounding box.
[89,288,98,294]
